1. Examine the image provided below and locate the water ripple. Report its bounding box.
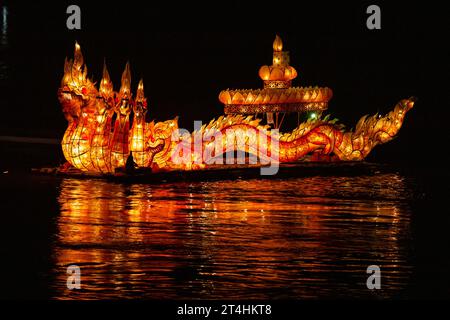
[54,171,414,299]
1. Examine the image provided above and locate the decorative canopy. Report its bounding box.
[219,35,333,116]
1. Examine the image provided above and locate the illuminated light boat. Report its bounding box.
[56,36,415,176]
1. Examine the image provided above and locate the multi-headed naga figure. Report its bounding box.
[58,39,414,175]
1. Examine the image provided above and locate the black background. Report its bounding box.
[0,0,449,304]
[0,1,448,166]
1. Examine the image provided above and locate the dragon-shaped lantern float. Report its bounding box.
[58,37,414,175]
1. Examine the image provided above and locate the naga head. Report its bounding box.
[147,118,179,143]
[146,118,179,168]
[59,42,98,122]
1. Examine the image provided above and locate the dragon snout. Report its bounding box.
[404,97,417,112]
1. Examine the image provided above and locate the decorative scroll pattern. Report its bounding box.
[224,103,329,115]
[264,80,292,89]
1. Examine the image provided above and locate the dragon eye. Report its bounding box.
[81,87,87,95]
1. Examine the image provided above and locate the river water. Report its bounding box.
[1,165,423,300]
[53,172,414,299]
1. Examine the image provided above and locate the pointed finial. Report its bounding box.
[73,41,83,70]
[102,60,109,79]
[136,79,146,103]
[100,60,113,97]
[120,62,131,98]
[273,35,283,52]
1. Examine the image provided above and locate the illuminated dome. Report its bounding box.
[258,35,298,88]
[219,35,333,127]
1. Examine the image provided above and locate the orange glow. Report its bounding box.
[53,175,411,299]
[258,36,298,85]
[58,41,414,174]
[273,35,283,52]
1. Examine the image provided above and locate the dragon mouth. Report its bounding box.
[148,140,165,154]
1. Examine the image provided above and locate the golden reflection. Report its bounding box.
[55,173,412,299]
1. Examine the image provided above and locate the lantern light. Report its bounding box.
[57,40,415,174]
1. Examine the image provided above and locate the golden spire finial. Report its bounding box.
[119,62,131,98]
[136,79,146,103]
[273,35,283,52]
[99,61,113,98]
[73,41,84,70]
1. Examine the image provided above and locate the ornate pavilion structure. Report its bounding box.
[219,36,333,129]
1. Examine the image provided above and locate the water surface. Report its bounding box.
[52,172,413,299]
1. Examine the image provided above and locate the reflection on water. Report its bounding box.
[0,5,9,81]
[1,6,7,39]
[55,173,413,299]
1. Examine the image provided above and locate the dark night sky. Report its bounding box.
[0,1,448,165]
